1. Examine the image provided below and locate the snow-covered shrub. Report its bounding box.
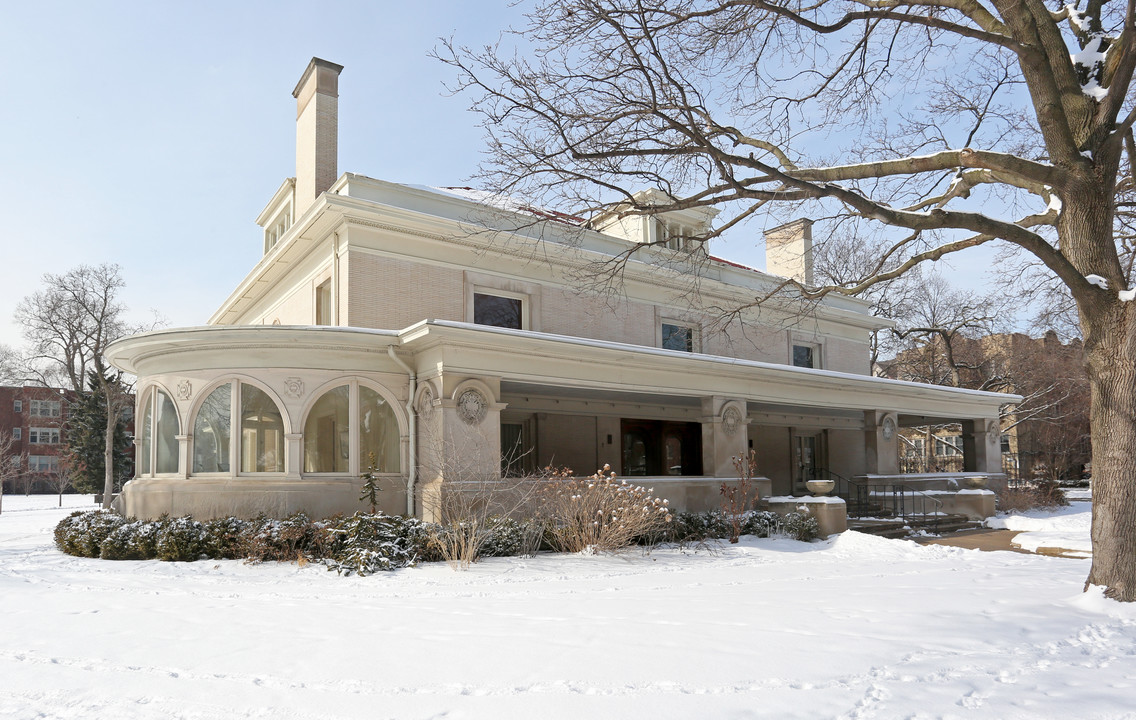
[242,512,329,562]
[541,465,673,553]
[155,516,209,562]
[100,519,163,560]
[203,516,250,560]
[320,512,421,576]
[479,516,542,557]
[54,510,126,558]
[998,481,1068,512]
[670,509,819,542]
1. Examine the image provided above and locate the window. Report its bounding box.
[303,383,400,474]
[240,384,285,473]
[1000,434,1012,454]
[264,205,292,253]
[139,390,179,476]
[11,428,21,440]
[907,437,925,457]
[29,427,61,445]
[315,279,332,325]
[474,292,523,330]
[13,399,22,413]
[654,219,698,251]
[935,435,963,457]
[28,455,59,473]
[30,399,61,417]
[661,322,695,352]
[792,344,815,369]
[193,384,232,473]
[192,381,287,474]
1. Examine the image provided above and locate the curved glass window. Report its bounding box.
[193,384,231,473]
[154,390,179,474]
[304,385,349,472]
[241,384,285,473]
[138,398,152,476]
[360,386,400,473]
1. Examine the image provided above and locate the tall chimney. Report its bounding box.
[293,57,343,216]
[764,218,814,286]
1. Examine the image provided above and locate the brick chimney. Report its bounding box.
[293,57,343,216]
[764,218,814,286]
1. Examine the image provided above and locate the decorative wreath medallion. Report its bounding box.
[722,406,742,436]
[175,379,193,401]
[882,416,897,441]
[457,389,488,425]
[283,377,305,399]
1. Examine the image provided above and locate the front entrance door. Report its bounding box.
[621,419,703,476]
[793,432,824,494]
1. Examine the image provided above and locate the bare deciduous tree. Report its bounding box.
[441,0,1136,598]
[0,431,22,515]
[15,264,139,509]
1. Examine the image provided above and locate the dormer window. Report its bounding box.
[655,219,698,252]
[264,204,293,254]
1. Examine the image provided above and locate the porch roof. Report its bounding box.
[399,321,1018,421]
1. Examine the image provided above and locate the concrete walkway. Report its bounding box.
[917,528,1031,554]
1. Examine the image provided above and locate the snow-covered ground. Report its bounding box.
[2,495,1135,720]
[987,503,1093,558]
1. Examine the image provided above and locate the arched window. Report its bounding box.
[302,382,401,475]
[191,381,288,474]
[154,390,179,474]
[137,388,179,476]
[193,384,231,473]
[304,385,349,472]
[360,386,399,473]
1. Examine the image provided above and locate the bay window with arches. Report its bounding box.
[192,380,287,474]
[303,381,401,475]
[137,387,180,476]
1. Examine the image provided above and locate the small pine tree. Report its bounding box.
[359,453,381,514]
[65,372,133,494]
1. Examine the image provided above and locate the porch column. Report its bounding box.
[962,418,1001,473]
[700,396,749,477]
[285,433,303,479]
[417,375,507,522]
[863,410,899,474]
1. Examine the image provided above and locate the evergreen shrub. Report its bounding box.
[54,510,127,558]
[155,516,210,562]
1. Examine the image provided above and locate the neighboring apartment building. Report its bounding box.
[0,385,72,494]
[106,58,1012,522]
[882,331,1090,481]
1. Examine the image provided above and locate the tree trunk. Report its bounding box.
[1084,326,1136,601]
[102,392,116,510]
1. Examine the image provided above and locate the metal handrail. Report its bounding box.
[845,480,945,531]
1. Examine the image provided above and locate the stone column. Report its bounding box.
[285,433,303,480]
[962,418,1001,473]
[700,396,749,478]
[863,410,899,475]
[176,434,190,479]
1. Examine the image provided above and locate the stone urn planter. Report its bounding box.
[806,479,835,496]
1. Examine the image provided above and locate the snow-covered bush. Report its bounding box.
[320,512,423,576]
[203,516,250,560]
[100,519,163,560]
[541,466,673,553]
[155,516,209,562]
[54,510,127,558]
[242,512,329,563]
[479,516,542,557]
[670,510,819,542]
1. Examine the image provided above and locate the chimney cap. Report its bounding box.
[292,57,344,98]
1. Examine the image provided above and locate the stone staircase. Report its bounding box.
[848,512,982,539]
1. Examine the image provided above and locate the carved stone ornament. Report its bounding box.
[457,389,488,425]
[175,379,192,401]
[722,406,742,436]
[418,385,436,420]
[882,416,897,441]
[283,377,305,399]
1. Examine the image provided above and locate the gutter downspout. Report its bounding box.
[387,344,417,517]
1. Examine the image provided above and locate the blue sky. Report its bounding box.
[0,1,1007,353]
[0,1,533,348]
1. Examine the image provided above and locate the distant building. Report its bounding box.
[879,331,1090,481]
[0,385,73,494]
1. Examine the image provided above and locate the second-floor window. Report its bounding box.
[474,292,523,330]
[30,399,62,417]
[935,435,963,457]
[12,428,21,440]
[792,344,816,369]
[13,399,22,412]
[661,322,695,352]
[29,427,61,445]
